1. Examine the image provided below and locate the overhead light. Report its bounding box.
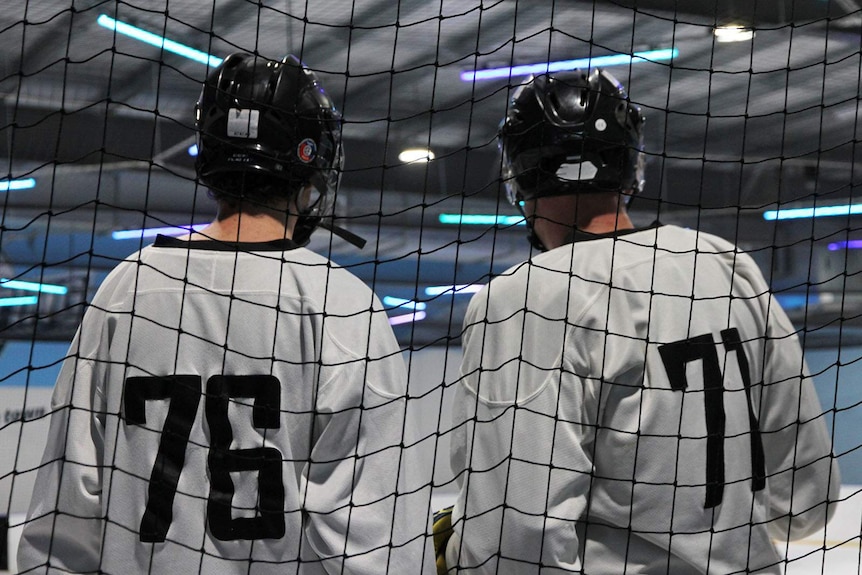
[763,203,862,221]
[828,240,862,250]
[97,14,223,68]
[382,296,427,311]
[388,311,427,326]
[188,144,199,157]
[0,296,38,307]
[398,148,435,163]
[714,25,755,43]
[775,293,817,311]
[461,48,678,82]
[0,279,68,295]
[438,213,526,226]
[0,178,36,192]
[424,284,484,296]
[112,223,208,240]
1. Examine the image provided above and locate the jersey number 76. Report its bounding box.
[123,374,285,542]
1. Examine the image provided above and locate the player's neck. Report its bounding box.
[534,193,634,249]
[185,211,295,243]
[577,210,634,235]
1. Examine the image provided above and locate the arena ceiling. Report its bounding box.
[1,0,861,347]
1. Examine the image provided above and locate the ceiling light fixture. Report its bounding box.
[0,296,38,307]
[763,204,862,221]
[0,178,36,192]
[398,148,435,163]
[775,293,817,311]
[714,25,755,43]
[388,311,427,326]
[424,284,485,297]
[438,213,525,226]
[0,279,68,295]
[97,14,223,68]
[828,240,862,250]
[382,296,427,311]
[112,224,208,240]
[461,48,678,82]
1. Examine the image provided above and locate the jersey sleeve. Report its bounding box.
[446,285,595,573]
[16,331,108,574]
[299,304,436,574]
[757,291,841,540]
[16,260,135,574]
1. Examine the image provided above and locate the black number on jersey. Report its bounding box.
[206,375,285,540]
[658,328,766,508]
[124,375,286,542]
[124,375,201,542]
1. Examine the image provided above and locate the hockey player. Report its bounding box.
[442,69,840,573]
[18,52,435,574]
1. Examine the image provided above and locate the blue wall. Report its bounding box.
[0,340,68,388]
[807,346,862,485]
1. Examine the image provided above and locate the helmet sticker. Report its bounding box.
[297,138,317,163]
[557,161,598,182]
[227,108,260,138]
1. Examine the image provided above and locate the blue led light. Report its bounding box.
[461,48,678,82]
[188,144,199,157]
[438,213,526,226]
[97,14,223,68]
[112,224,208,240]
[774,293,819,311]
[0,178,36,192]
[763,204,862,221]
[0,279,68,295]
[0,296,38,307]
[382,296,427,311]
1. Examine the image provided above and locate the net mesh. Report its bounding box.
[0,1,859,573]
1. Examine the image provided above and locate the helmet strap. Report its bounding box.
[516,201,549,252]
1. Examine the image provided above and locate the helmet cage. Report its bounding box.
[291,180,339,246]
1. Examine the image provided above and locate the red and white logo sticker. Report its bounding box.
[297,138,317,163]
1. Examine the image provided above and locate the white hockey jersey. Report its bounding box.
[447,224,840,574]
[18,236,436,575]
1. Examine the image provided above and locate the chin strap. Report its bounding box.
[526,229,548,252]
[318,220,367,249]
[516,201,548,252]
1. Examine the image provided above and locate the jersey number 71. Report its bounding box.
[658,328,766,508]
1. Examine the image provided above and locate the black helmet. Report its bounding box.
[499,68,645,205]
[195,52,344,245]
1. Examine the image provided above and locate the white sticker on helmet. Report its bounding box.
[557,161,598,181]
[227,108,260,138]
